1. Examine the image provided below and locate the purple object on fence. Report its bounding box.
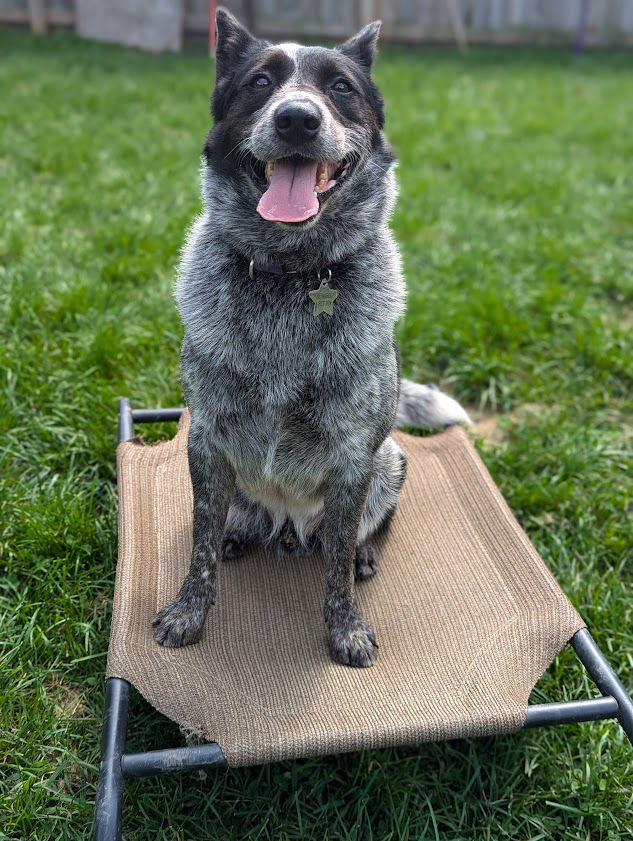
[575,0,591,54]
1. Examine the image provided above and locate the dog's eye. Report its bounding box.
[332,79,352,94]
[251,74,271,88]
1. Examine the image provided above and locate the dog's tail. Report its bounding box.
[396,379,471,429]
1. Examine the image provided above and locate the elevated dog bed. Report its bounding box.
[110,410,583,764]
[94,401,633,840]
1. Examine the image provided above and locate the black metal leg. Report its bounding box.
[118,398,134,443]
[524,694,618,728]
[93,404,136,839]
[121,743,227,778]
[571,628,633,745]
[94,678,130,841]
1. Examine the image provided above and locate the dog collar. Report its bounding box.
[248,259,338,316]
[248,259,298,279]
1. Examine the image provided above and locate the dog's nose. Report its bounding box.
[274,102,322,143]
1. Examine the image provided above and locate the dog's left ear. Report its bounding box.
[215,8,257,83]
[336,21,381,72]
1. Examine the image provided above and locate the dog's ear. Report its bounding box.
[215,8,257,83]
[336,21,381,72]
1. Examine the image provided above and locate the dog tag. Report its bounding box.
[309,271,338,317]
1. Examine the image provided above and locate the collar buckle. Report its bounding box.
[248,258,302,279]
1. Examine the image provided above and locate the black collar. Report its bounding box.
[247,258,341,281]
[248,259,296,279]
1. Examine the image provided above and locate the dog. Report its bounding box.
[152,8,470,667]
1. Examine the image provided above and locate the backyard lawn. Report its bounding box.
[1,30,631,841]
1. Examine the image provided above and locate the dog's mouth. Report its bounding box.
[250,154,351,224]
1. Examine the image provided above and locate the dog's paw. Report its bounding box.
[354,543,377,581]
[152,595,208,648]
[222,532,248,561]
[328,614,377,668]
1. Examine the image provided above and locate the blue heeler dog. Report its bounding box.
[152,9,470,667]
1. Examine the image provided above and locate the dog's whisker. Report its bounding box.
[363,159,390,176]
[223,136,254,161]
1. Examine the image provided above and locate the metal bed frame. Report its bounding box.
[94,399,633,840]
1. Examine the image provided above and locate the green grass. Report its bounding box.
[1,30,631,841]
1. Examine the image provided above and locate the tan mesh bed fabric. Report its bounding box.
[107,413,584,767]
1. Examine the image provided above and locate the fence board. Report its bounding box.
[3,0,633,47]
[76,0,183,52]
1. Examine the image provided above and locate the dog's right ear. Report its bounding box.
[336,21,381,72]
[215,8,257,83]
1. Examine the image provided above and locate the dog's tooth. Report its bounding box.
[314,166,323,191]
[265,160,274,183]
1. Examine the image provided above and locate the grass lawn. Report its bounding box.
[1,29,632,841]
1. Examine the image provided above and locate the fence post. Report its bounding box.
[358,0,376,27]
[444,0,468,51]
[575,0,591,55]
[243,0,256,33]
[28,0,47,33]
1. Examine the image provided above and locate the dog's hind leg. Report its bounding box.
[355,435,407,581]
[222,489,272,560]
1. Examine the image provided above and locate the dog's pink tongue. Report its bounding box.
[257,159,319,223]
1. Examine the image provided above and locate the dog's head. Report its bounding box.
[203,9,394,251]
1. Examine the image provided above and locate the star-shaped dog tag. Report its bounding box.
[308,279,339,316]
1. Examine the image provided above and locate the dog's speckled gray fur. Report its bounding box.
[152,10,469,666]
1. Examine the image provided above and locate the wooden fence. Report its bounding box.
[3,0,633,49]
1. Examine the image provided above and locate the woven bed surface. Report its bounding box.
[108,413,583,766]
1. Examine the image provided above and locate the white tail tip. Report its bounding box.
[396,380,472,429]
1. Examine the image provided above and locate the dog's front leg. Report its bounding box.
[323,467,377,667]
[153,423,235,647]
